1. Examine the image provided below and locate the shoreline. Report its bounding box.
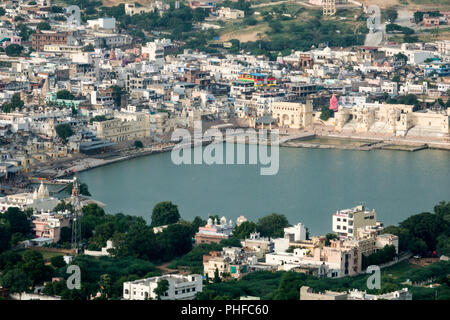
[30,131,450,180]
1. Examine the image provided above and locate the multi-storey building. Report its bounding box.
[32,30,73,52]
[93,112,150,142]
[332,205,378,238]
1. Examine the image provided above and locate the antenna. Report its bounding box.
[71,177,82,254]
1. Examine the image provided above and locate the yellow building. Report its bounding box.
[271,101,313,129]
[94,113,150,142]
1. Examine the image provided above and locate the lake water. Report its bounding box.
[78,144,450,235]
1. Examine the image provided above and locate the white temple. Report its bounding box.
[0,181,59,213]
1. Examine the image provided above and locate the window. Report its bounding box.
[337,225,341,230]
[337,218,341,221]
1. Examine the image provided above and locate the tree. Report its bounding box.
[22,250,53,286]
[16,24,32,41]
[50,255,66,268]
[36,22,51,31]
[0,268,31,293]
[362,245,397,269]
[151,201,181,227]
[2,207,31,236]
[190,216,206,236]
[56,90,75,100]
[384,8,398,23]
[157,224,193,261]
[2,93,24,113]
[134,140,143,149]
[55,123,74,143]
[59,226,72,244]
[54,201,73,213]
[320,104,334,121]
[325,233,338,246]
[434,201,450,224]
[257,213,290,238]
[110,85,124,107]
[233,221,257,239]
[213,267,221,283]
[82,44,95,52]
[153,278,169,299]
[0,224,11,254]
[5,44,24,57]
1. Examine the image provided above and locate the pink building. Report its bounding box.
[423,14,440,27]
[32,211,71,243]
[2,36,22,48]
[302,239,362,277]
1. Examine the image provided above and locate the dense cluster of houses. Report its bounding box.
[0,1,448,181]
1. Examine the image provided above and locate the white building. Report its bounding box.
[284,223,307,242]
[123,274,203,300]
[332,205,377,238]
[142,40,165,65]
[87,17,116,30]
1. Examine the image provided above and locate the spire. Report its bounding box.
[37,181,46,199]
[330,93,338,111]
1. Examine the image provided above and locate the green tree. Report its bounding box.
[134,140,143,149]
[2,93,24,113]
[233,221,257,239]
[110,85,124,107]
[55,123,74,143]
[82,44,95,52]
[434,201,450,224]
[325,232,339,246]
[0,268,31,293]
[16,24,32,41]
[50,255,66,268]
[2,207,31,235]
[59,226,72,244]
[383,8,398,23]
[320,104,334,121]
[190,216,206,235]
[22,250,53,286]
[157,224,193,261]
[213,267,221,283]
[36,22,51,30]
[5,44,24,57]
[257,213,290,238]
[56,90,75,100]
[0,224,11,253]
[153,278,169,299]
[151,201,181,227]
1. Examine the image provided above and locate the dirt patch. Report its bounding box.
[220,25,269,43]
[408,257,440,267]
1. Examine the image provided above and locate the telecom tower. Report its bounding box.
[323,0,336,17]
[71,177,82,254]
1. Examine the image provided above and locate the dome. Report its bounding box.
[220,216,227,225]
